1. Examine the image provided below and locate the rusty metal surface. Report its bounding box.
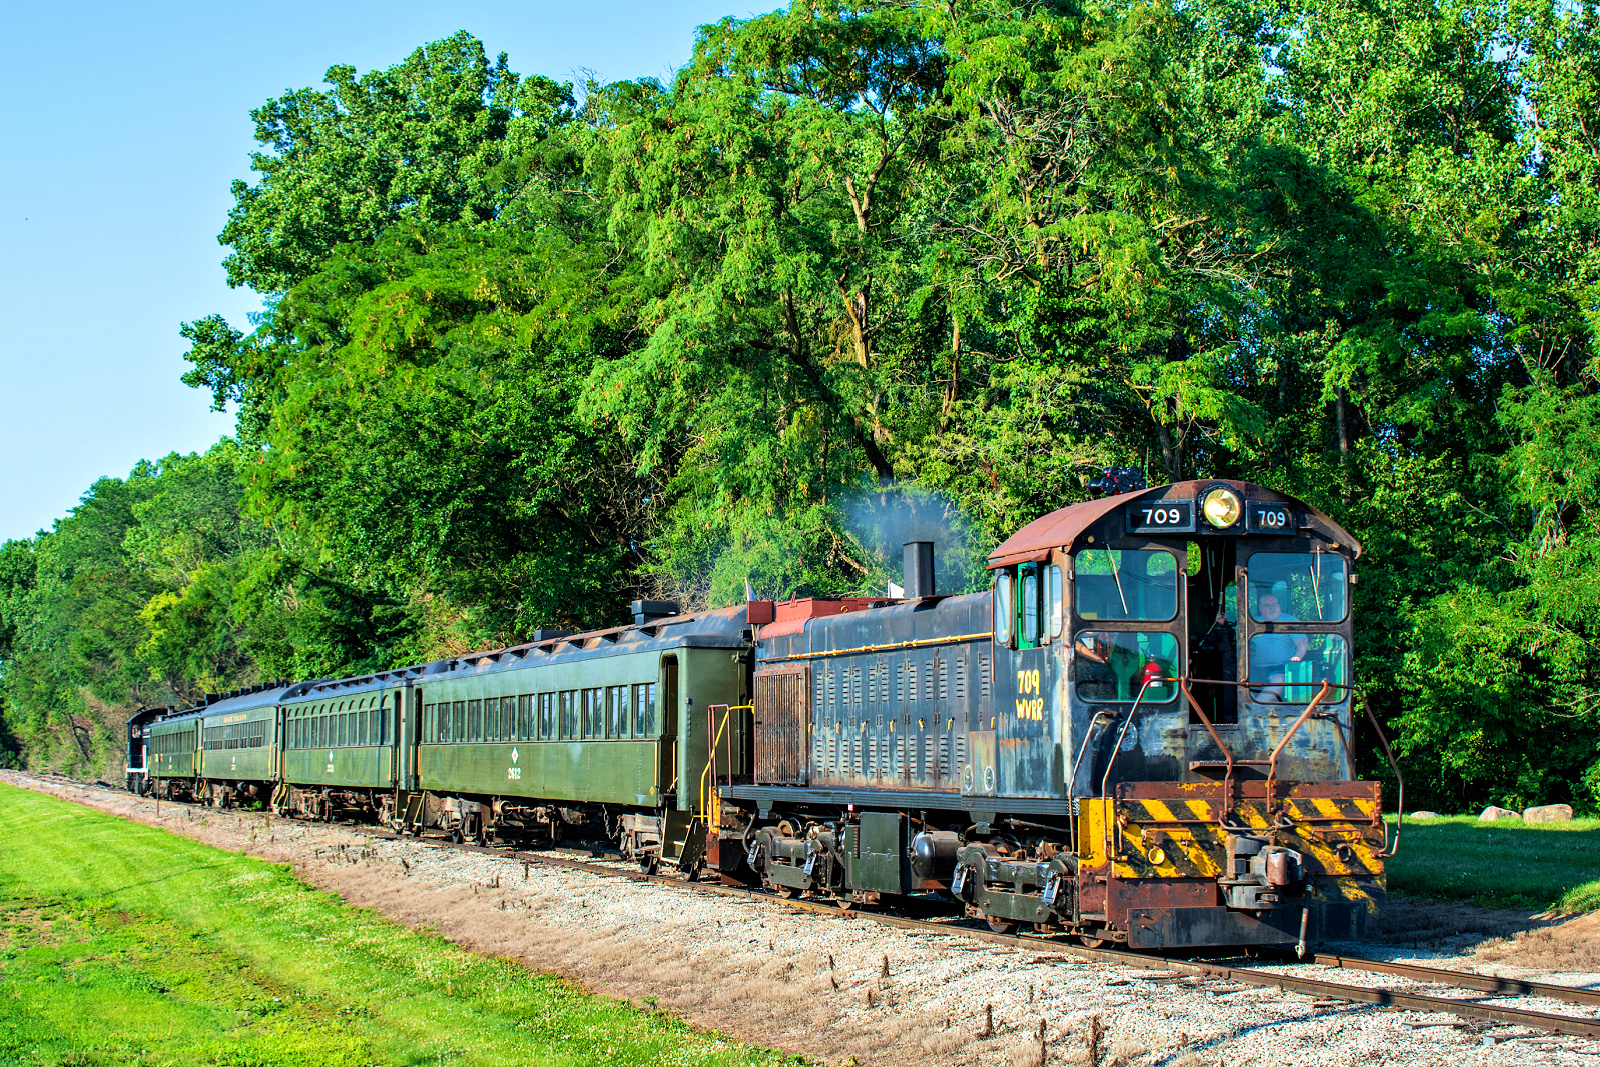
[1313,954,1600,1009]
[753,670,809,784]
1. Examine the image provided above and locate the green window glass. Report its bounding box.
[1245,551,1348,623]
[1247,633,1348,704]
[1020,563,1041,647]
[1073,631,1179,703]
[467,700,482,741]
[517,695,532,741]
[1074,550,1179,622]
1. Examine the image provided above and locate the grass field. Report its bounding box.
[0,783,801,1067]
[1386,813,1600,912]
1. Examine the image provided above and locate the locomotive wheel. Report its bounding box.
[639,854,659,876]
[1076,934,1108,949]
[774,885,798,899]
[986,917,1017,935]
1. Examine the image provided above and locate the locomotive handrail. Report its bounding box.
[1361,693,1406,858]
[1067,711,1116,857]
[1265,681,1332,816]
[1178,678,1239,827]
[1098,675,1158,863]
[1178,676,1354,693]
[699,704,753,824]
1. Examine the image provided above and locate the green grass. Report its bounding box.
[0,783,802,1067]
[1387,813,1600,912]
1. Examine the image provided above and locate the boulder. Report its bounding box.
[1522,803,1574,823]
[1409,810,1442,819]
[1478,806,1521,821]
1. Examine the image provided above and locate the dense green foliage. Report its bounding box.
[2,3,1598,812]
[0,783,797,1065]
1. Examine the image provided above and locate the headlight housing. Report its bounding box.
[1201,486,1242,528]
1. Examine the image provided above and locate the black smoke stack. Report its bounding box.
[903,541,935,598]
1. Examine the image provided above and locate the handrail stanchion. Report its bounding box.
[1098,675,1156,866]
[1265,682,1331,816]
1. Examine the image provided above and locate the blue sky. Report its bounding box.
[0,1,750,543]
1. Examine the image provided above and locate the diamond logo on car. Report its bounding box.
[512,747,519,763]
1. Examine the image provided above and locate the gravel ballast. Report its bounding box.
[7,771,1597,1067]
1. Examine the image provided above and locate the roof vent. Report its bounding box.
[632,600,680,626]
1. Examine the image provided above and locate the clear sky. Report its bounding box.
[0,0,751,544]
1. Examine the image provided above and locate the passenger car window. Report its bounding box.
[1073,550,1179,621]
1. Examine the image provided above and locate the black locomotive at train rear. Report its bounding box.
[129,480,1389,952]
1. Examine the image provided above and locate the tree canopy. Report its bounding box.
[3,2,1598,813]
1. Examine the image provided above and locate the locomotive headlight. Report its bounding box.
[1148,847,1167,867]
[1201,486,1242,528]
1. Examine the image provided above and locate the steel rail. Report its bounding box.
[1312,953,1600,1009]
[94,780,1599,1043]
[370,828,1600,1040]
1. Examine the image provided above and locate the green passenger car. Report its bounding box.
[147,684,289,805]
[147,712,201,799]
[137,608,754,868]
[400,607,751,851]
[276,668,422,823]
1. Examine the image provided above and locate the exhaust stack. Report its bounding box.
[903,541,935,599]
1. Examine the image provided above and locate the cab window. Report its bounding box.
[1047,565,1064,639]
[993,571,1014,646]
[1019,563,1041,647]
[1073,549,1179,621]
[1245,551,1348,623]
[1073,631,1179,703]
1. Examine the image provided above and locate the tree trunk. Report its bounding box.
[1154,419,1182,482]
[942,320,961,428]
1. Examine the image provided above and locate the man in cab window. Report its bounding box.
[1249,594,1307,702]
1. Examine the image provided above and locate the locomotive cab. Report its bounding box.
[983,479,1380,949]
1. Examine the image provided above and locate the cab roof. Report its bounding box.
[986,480,1362,570]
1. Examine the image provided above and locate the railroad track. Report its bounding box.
[34,774,1596,1045]
[363,828,1600,1041]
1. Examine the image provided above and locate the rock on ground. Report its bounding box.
[1523,804,1575,823]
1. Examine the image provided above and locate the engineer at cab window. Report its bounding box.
[1247,592,1306,702]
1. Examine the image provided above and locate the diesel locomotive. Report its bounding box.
[128,478,1391,952]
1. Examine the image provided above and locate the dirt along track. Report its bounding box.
[7,770,1600,1067]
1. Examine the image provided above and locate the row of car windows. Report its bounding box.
[202,721,267,751]
[424,683,658,744]
[151,729,195,754]
[289,700,392,750]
